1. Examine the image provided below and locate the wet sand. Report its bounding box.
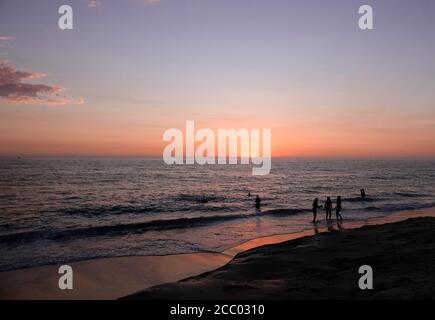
[1,207,435,300]
[0,253,232,300]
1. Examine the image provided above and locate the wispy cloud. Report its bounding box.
[86,0,102,8]
[0,36,14,48]
[144,0,162,5]
[0,60,84,106]
[0,36,14,42]
[85,0,163,8]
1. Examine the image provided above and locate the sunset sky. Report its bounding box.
[0,0,434,158]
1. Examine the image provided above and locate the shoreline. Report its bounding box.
[127,215,435,300]
[1,207,435,299]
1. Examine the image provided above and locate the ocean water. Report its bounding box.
[0,158,434,271]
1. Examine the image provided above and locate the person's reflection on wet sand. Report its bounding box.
[327,220,335,232]
[325,197,333,220]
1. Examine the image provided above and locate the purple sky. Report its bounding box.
[0,0,435,157]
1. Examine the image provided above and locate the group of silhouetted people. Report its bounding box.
[312,196,342,223]
[311,189,367,223]
[249,189,367,221]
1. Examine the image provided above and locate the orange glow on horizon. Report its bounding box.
[1,117,434,159]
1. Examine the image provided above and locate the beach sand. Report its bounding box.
[1,208,435,300]
[126,215,435,300]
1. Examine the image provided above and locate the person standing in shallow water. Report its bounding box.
[312,198,322,223]
[335,196,343,221]
[255,195,262,208]
[325,197,333,220]
[360,188,366,199]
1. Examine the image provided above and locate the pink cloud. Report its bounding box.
[144,0,162,5]
[0,36,14,48]
[84,0,164,8]
[0,36,14,42]
[86,0,101,8]
[0,61,84,106]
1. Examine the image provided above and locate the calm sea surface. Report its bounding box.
[1,158,434,271]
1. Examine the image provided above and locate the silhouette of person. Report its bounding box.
[335,196,343,221]
[312,198,322,223]
[248,192,251,197]
[360,188,366,199]
[255,195,262,208]
[325,197,333,220]
[200,196,208,204]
